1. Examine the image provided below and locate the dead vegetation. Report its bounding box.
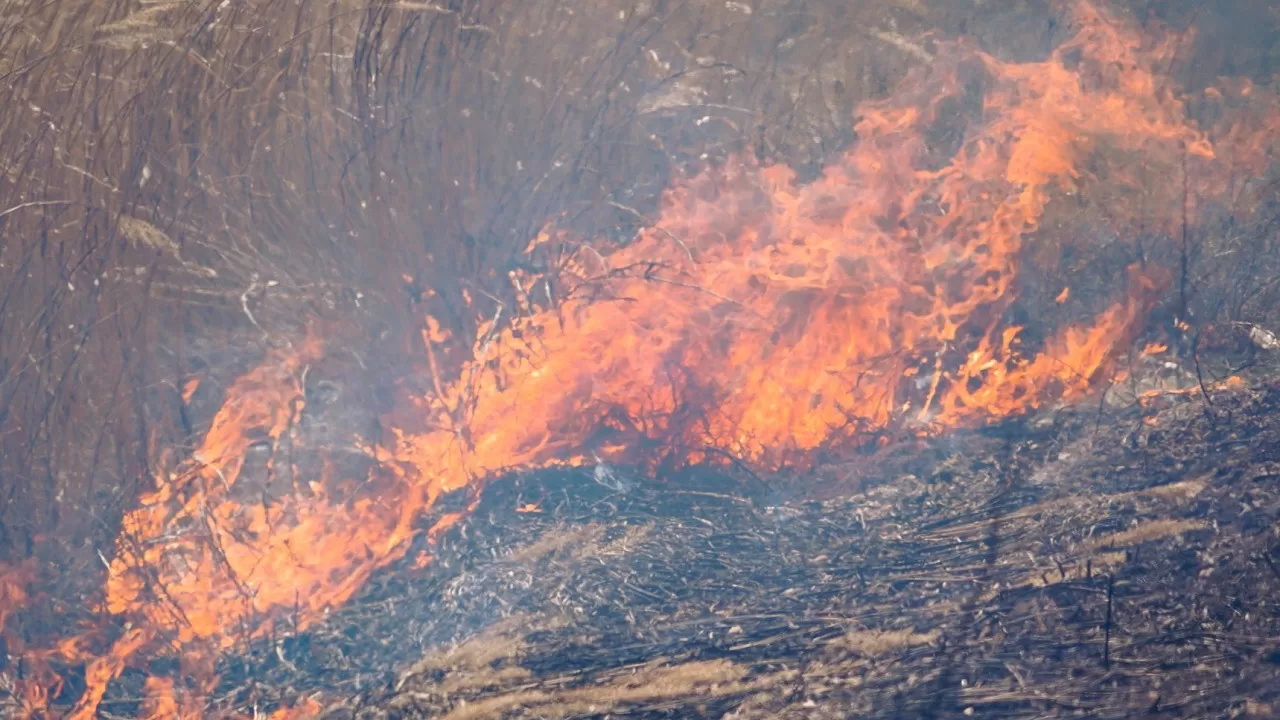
[424,658,765,720]
[1082,518,1208,551]
[827,628,939,656]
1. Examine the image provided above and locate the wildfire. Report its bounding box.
[388,0,1211,479]
[4,1,1276,717]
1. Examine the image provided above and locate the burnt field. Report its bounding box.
[1,0,1279,717]
[157,369,1280,719]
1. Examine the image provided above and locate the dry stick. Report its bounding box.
[240,280,270,342]
[1191,331,1216,414]
[696,445,771,503]
[606,200,695,263]
[1260,549,1280,582]
[115,527,201,647]
[193,472,258,621]
[643,273,771,326]
[0,200,73,218]
[1103,573,1115,670]
[1092,378,1115,435]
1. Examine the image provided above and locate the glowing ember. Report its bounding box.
[6,2,1277,716]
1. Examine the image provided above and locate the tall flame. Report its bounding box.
[7,2,1276,716]
[388,0,1208,481]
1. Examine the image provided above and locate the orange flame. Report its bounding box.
[69,628,153,720]
[181,377,201,404]
[0,561,34,636]
[387,1,1210,484]
[140,677,180,720]
[101,329,440,648]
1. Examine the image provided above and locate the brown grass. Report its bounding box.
[1083,518,1208,551]
[404,614,538,677]
[829,628,939,656]
[501,524,606,566]
[436,658,775,720]
[932,475,1211,542]
[397,607,793,719]
[503,522,652,566]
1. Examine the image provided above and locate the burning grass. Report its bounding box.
[0,0,1278,716]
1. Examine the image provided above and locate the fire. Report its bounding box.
[5,1,1277,716]
[103,330,444,640]
[0,561,34,636]
[140,677,180,720]
[181,377,201,404]
[387,0,1209,479]
[69,629,152,720]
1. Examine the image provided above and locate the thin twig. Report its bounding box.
[1103,574,1115,670]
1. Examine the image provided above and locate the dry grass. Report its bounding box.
[1083,518,1208,551]
[501,524,606,566]
[403,614,540,678]
[829,628,939,656]
[394,609,784,720]
[503,522,653,566]
[435,658,771,720]
[931,475,1211,542]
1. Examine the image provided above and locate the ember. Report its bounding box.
[0,0,1276,717]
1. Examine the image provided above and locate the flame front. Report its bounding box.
[9,2,1277,716]
[391,0,1212,480]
